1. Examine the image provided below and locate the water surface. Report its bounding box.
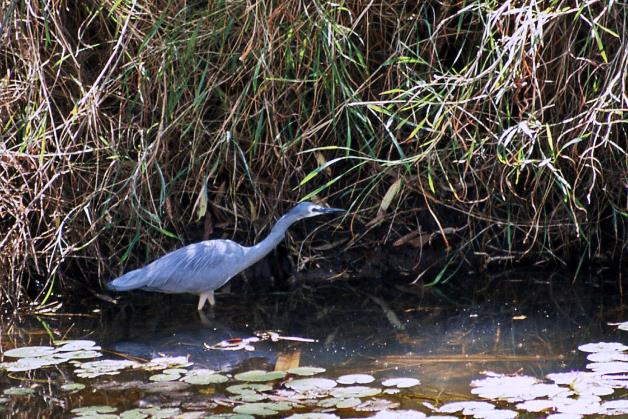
[0,273,626,417]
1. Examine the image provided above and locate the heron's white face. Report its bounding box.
[297,202,345,218]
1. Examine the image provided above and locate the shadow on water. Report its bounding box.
[0,272,626,417]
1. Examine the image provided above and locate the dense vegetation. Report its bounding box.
[1,0,626,306]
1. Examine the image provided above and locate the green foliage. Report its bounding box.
[1,0,626,303]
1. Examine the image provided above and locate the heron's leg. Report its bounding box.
[207,290,215,307]
[197,293,209,311]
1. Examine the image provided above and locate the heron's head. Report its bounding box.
[290,201,345,220]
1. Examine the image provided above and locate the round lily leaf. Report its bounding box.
[286,414,340,419]
[234,370,286,382]
[286,378,337,392]
[287,367,326,376]
[337,374,375,384]
[55,340,99,352]
[122,407,181,419]
[4,357,57,372]
[331,386,381,398]
[318,397,361,408]
[230,393,268,402]
[163,368,188,375]
[233,402,291,416]
[226,383,273,395]
[382,377,420,388]
[3,387,36,396]
[205,414,255,419]
[578,342,628,353]
[54,350,102,360]
[150,373,181,382]
[71,405,118,414]
[3,346,55,358]
[61,383,86,392]
[181,372,228,385]
[438,401,495,414]
[370,410,426,418]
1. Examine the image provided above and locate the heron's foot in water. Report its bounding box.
[197,290,216,311]
[198,307,215,325]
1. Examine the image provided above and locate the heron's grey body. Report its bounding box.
[106,202,344,310]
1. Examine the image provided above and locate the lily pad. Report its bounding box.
[3,357,57,372]
[330,386,381,398]
[74,359,138,378]
[231,393,268,402]
[370,411,426,419]
[206,415,255,419]
[546,371,601,384]
[438,401,495,414]
[602,399,628,415]
[181,371,228,385]
[382,377,420,388]
[61,383,86,392]
[3,346,56,358]
[473,409,518,419]
[286,414,340,419]
[143,356,191,370]
[149,373,181,382]
[71,405,118,415]
[318,397,361,408]
[337,374,375,384]
[233,402,292,416]
[355,399,400,412]
[55,340,99,352]
[3,387,36,396]
[516,399,559,413]
[226,383,273,395]
[234,370,286,382]
[119,407,182,418]
[286,378,337,392]
[578,342,628,353]
[587,351,628,362]
[587,361,628,374]
[163,368,188,374]
[287,366,326,376]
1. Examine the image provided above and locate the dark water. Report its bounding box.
[0,272,626,417]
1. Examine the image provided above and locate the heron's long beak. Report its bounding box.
[319,207,345,214]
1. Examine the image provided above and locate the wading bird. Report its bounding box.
[106,202,344,310]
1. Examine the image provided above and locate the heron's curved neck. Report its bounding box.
[245,214,296,267]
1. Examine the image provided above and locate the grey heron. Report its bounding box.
[105,201,344,310]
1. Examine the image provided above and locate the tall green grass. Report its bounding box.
[1,0,626,306]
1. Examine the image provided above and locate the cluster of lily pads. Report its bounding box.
[1,323,627,418]
[0,340,102,372]
[427,327,628,418]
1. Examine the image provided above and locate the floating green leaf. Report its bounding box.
[286,378,337,392]
[578,342,628,353]
[181,371,228,385]
[337,374,375,384]
[233,402,292,416]
[119,407,182,419]
[226,383,273,395]
[3,387,36,396]
[61,383,86,392]
[234,370,286,382]
[3,346,55,358]
[287,367,326,376]
[331,386,381,398]
[381,377,420,388]
[71,405,117,415]
[149,373,180,382]
[318,397,361,408]
[55,340,99,352]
